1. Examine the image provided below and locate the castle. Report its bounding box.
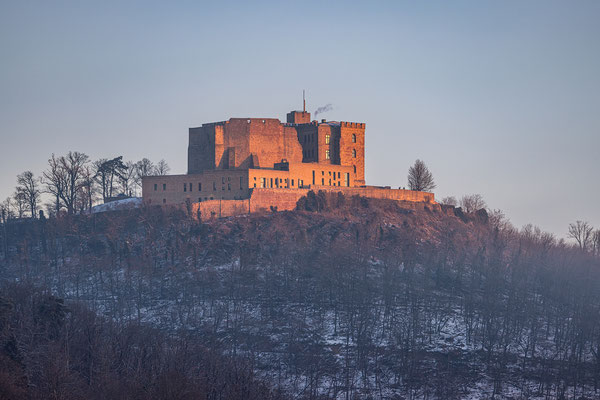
[142,104,434,216]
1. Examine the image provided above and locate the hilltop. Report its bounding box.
[1,195,600,399]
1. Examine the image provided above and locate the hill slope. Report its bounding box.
[1,196,599,399]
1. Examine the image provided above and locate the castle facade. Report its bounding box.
[142,107,434,214]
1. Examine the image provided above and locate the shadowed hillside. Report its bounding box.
[1,193,600,399]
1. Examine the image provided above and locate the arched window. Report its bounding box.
[353,165,356,173]
[352,134,356,143]
[352,149,356,158]
[325,134,330,144]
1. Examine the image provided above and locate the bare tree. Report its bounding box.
[79,165,96,212]
[42,154,67,216]
[488,209,515,234]
[60,151,90,214]
[13,190,26,218]
[16,171,41,218]
[121,161,137,196]
[440,196,457,206]
[407,159,436,192]
[155,159,170,176]
[134,158,156,191]
[94,156,126,202]
[1,197,14,222]
[593,230,600,257]
[568,221,594,251]
[459,194,487,213]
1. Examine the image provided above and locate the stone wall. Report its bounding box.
[188,118,304,173]
[143,171,250,206]
[339,122,365,185]
[192,198,251,219]
[189,186,435,219]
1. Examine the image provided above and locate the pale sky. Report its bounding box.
[1,1,599,237]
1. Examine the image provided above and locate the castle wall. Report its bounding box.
[148,109,427,216]
[339,122,365,185]
[188,125,219,174]
[144,163,357,207]
[142,171,250,206]
[190,186,436,219]
[248,163,355,189]
[189,118,304,173]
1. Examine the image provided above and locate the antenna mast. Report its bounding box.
[303,90,306,112]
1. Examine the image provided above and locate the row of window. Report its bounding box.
[153,167,357,195]
[253,176,304,189]
[303,133,357,144]
[302,133,357,145]
[153,177,245,193]
[311,170,350,187]
[303,148,355,160]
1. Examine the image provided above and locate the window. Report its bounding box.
[162,199,166,204]
[312,171,315,185]
[291,179,294,187]
[329,179,331,185]
[345,173,350,187]
[352,133,356,143]
[184,183,187,192]
[352,149,356,158]
[222,177,225,184]
[260,178,265,188]
[163,183,166,190]
[321,178,324,185]
[198,198,202,202]
[322,171,324,175]
[325,134,330,144]
[213,182,216,190]
[198,183,202,191]
[299,179,303,188]
[154,184,157,191]
[189,183,192,191]
[325,149,330,159]
[228,183,231,191]
[353,165,357,173]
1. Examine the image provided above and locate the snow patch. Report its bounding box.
[91,197,142,213]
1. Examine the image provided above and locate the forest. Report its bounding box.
[1,192,600,399]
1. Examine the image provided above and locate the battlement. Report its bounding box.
[287,110,311,124]
[200,118,285,128]
[341,121,366,129]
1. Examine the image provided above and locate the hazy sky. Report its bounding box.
[1,1,599,236]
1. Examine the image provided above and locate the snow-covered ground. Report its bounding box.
[91,197,142,213]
